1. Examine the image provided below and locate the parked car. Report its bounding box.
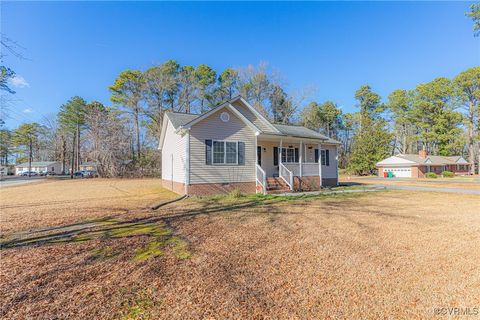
[21,171,38,176]
[46,171,56,176]
[74,170,95,178]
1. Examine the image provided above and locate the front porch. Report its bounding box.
[255,136,330,194]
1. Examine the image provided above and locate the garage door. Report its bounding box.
[385,167,412,178]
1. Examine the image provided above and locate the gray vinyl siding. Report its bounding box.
[321,145,337,179]
[161,119,186,183]
[189,109,256,184]
[230,100,277,133]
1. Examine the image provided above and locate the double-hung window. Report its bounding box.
[213,141,225,164]
[281,148,298,163]
[212,141,238,164]
[320,149,330,166]
[314,149,330,166]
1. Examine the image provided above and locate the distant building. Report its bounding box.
[79,161,98,171]
[15,161,63,175]
[0,165,14,176]
[376,150,471,178]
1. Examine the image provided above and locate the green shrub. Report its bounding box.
[441,171,454,178]
[425,172,437,178]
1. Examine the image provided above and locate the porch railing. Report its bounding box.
[302,163,319,176]
[279,163,293,191]
[256,164,266,195]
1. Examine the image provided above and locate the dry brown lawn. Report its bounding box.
[1,179,480,319]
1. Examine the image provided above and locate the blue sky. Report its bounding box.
[2,1,479,128]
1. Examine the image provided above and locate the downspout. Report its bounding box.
[185,130,190,196]
[255,135,258,193]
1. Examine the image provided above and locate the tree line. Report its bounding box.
[1,4,479,176]
[1,63,478,177]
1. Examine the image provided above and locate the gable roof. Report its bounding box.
[15,161,58,168]
[229,96,281,134]
[376,156,416,166]
[180,102,261,134]
[161,96,342,144]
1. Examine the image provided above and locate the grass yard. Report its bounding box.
[1,179,479,319]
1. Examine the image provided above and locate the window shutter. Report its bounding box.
[238,142,245,165]
[326,149,330,166]
[205,140,212,165]
[273,147,278,166]
[314,149,319,163]
[294,148,299,163]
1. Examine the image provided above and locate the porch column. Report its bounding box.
[279,139,283,166]
[299,141,303,177]
[318,143,323,187]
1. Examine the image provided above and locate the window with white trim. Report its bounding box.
[212,140,238,164]
[281,148,297,163]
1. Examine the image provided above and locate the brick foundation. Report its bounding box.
[293,176,338,191]
[187,182,256,196]
[162,179,186,195]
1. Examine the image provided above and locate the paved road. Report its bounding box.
[0,176,46,188]
[362,176,480,184]
[376,184,480,195]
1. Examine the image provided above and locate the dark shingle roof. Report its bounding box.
[165,111,340,143]
[165,112,199,129]
[397,154,465,165]
[273,124,341,143]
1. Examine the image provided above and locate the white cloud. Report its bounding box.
[23,108,33,113]
[10,75,29,88]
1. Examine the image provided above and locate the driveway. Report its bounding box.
[379,183,480,195]
[342,176,480,195]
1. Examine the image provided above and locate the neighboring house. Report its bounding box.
[376,150,471,178]
[159,96,340,196]
[15,161,63,175]
[0,165,14,176]
[79,162,98,171]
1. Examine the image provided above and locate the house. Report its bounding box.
[15,161,63,175]
[79,162,98,171]
[0,165,14,176]
[376,150,471,178]
[159,96,340,196]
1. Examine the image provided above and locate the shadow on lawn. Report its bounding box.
[0,191,403,254]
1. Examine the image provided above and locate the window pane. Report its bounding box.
[287,149,294,162]
[213,141,224,163]
[226,142,237,164]
[281,148,286,163]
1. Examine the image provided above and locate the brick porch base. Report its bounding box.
[294,176,338,191]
